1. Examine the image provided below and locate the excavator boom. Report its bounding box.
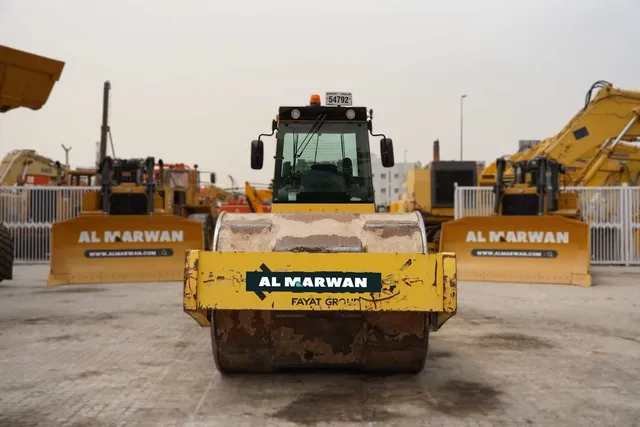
[479,81,640,187]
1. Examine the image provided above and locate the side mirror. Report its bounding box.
[251,140,264,170]
[380,138,395,168]
[210,172,216,184]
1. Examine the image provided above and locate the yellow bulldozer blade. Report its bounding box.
[439,215,591,286]
[184,211,457,374]
[48,215,204,286]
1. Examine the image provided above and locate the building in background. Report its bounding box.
[518,140,541,153]
[371,153,420,209]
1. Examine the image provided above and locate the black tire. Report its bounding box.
[0,224,14,283]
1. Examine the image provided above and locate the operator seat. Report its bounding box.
[342,157,354,186]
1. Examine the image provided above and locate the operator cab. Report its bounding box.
[495,156,568,216]
[250,93,395,205]
[99,156,157,215]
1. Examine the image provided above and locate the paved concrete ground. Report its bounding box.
[0,265,639,427]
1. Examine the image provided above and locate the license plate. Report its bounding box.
[325,92,352,106]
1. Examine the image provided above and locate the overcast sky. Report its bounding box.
[1,0,639,187]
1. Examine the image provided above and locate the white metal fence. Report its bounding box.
[454,185,640,265]
[2,185,640,266]
[0,186,100,264]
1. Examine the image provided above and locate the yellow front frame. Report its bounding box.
[184,250,457,326]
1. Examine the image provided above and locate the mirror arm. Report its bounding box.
[368,120,386,140]
[258,120,277,142]
[258,129,275,142]
[369,130,387,139]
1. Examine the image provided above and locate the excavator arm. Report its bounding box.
[538,82,640,163]
[479,81,640,186]
[244,181,265,213]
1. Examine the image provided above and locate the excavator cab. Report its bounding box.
[159,163,193,216]
[183,93,458,374]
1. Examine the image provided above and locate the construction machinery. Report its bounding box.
[244,181,272,212]
[217,182,272,214]
[0,44,65,282]
[47,156,206,286]
[183,93,457,373]
[0,151,99,261]
[0,149,66,186]
[478,81,640,188]
[459,81,640,281]
[199,182,233,205]
[440,154,591,286]
[154,162,218,250]
[391,139,477,251]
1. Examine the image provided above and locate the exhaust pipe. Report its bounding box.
[99,82,110,169]
[100,156,113,215]
[536,158,546,216]
[158,159,165,187]
[433,139,440,162]
[493,158,506,215]
[145,156,156,215]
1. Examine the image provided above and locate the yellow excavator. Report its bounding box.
[183,93,457,373]
[479,81,640,187]
[0,44,65,283]
[48,156,206,286]
[450,81,640,285]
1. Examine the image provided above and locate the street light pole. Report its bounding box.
[460,94,467,161]
[403,149,408,179]
[61,144,72,169]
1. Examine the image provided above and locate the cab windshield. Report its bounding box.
[165,170,190,189]
[273,121,373,203]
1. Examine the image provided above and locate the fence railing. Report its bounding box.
[454,185,640,265]
[2,185,640,266]
[1,186,100,264]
